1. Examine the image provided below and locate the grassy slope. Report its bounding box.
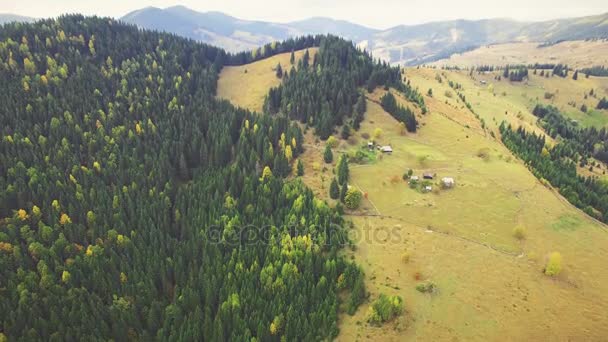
[217,56,608,341]
[431,40,608,70]
[217,48,318,112]
[339,68,608,341]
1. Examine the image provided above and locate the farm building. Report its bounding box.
[410,176,419,181]
[379,146,393,153]
[442,177,455,188]
[424,185,432,192]
[367,141,374,150]
[423,173,434,180]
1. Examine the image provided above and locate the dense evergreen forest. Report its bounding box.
[0,16,374,340]
[580,65,608,77]
[500,104,608,222]
[263,37,425,139]
[379,92,417,132]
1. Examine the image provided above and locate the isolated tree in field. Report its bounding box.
[367,294,403,325]
[324,145,333,163]
[290,50,295,65]
[597,97,608,110]
[373,128,383,139]
[345,188,363,209]
[330,178,340,199]
[297,159,304,176]
[572,70,578,80]
[427,88,433,97]
[276,63,283,78]
[544,252,563,276]
[326,136,338,148]
[512,225,526,240]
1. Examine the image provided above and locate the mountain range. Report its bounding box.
[2,7,608,65]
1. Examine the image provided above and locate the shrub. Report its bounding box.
[415,281,437,294]
[326,136,339,148]
[361,132,370,140]
[544,252,563,276]
[477,148,491,161]
[344,188,363,209]
[401,251,410,263]
[373,128,383,139]
[512,225,526,240]
[366,294,403,325]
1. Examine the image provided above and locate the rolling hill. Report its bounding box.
[121,6,608,64]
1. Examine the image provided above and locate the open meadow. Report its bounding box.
[216,52,608,341]
[431,40,608,70]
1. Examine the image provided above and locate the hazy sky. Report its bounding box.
[3,0,608,29]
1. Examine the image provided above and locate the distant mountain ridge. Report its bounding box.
[0,14,35,25]
[121,6,608,65]
[3,7,608,65]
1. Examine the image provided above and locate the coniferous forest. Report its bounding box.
[0,16,391,340]
[500,104,608,222]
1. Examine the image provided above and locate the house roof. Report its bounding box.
[380,146,393,152]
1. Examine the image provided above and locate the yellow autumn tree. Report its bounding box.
[61,270,71,283]
[373,128,383,139]
[17,209,28,221]
[59,213,71,225]
[32,205,41,218]
[120,272,128,283]
[262,166,273,181]
[23,57,36,75]
[285,145,293,162]
[545,252,563,276]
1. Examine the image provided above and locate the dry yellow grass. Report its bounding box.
[335,84,608,341]
[216,55,608,341]
[432,40,608,70]
[217,48,318,113]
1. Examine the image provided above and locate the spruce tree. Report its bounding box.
[337,155,349,185]
[290,50,295,65]
[340,182,348,203]
[323,145,333,163]
[276,63,283,78]
[329,178,340,199]
[297,159,304,176]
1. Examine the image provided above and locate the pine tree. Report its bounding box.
[276,63,283,79]
[573,70,578,80]
[290,50,295,65]
[329,178,340,199]
[297,159,304,176]
[323,145,333,163]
